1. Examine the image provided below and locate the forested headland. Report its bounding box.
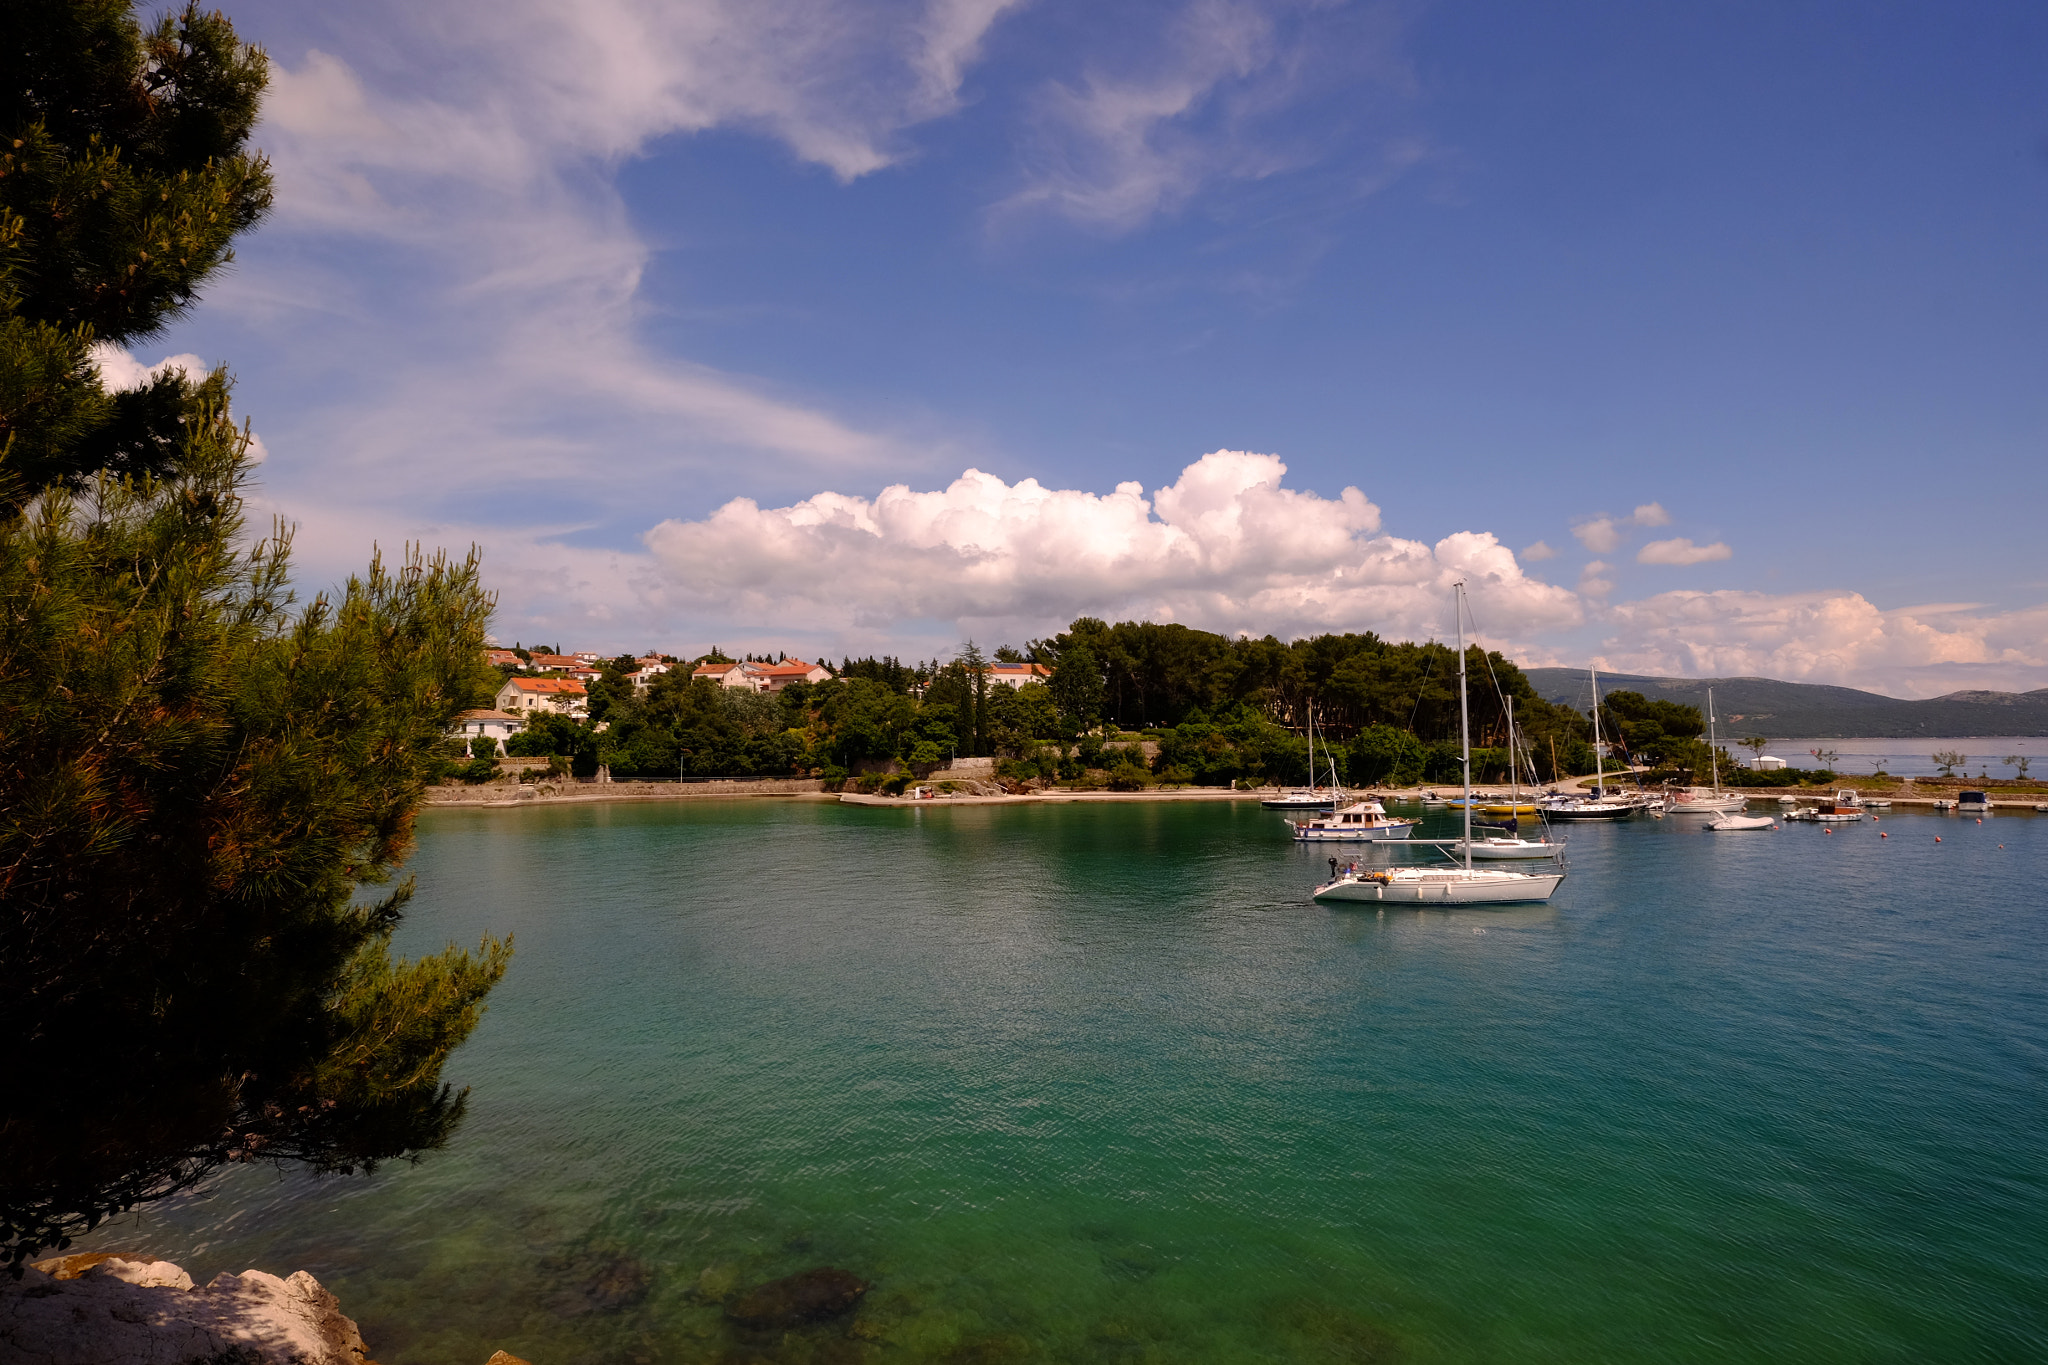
[495,619,1736,792]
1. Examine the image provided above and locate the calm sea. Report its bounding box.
[84,799,2048,1364]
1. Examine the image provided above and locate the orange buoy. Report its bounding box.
[1880,832,1888,838]
[1935,836,1942,842]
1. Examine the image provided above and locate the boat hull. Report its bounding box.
[1314,870,1565,905]
[1291,823,1416,842]
[1707,815,1776,831]
[1540,804,1642,821]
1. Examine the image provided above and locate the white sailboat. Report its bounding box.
[1262,702,1340,809]
[1314,584,1564,906]
[1448,697,1564,860]
[1662,686,1748,815]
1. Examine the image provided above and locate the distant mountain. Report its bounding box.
[1521,669,2048,738]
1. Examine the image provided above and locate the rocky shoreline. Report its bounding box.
[2,1251,878,1365]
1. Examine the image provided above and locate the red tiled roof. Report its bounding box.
[504,677,586,695]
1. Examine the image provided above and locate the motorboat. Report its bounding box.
[1776,795,1801,805]
[1863,799,1892,810]
[1957,790,1992,814]
[1785,790,1864,823]
[1316,582,1563,907]
[1706,812,1776,831]
[1931,798,1957,812]
[1418,790,1448,806]
[1291,797,1416,842]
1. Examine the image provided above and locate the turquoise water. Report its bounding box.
[87,799,2048,1363]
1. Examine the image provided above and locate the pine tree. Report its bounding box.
[1,2,509,1273]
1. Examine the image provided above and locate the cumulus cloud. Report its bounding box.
[1520,539,1555,562]
[92,343,268,462]
[1572,518,1623,554]
[1597,591,2048,698]
[643,450,1581,643]
[92,343,211,391]
[1637,537,1732,566]
[1573,503,1688,557]
[1577,560,1615,599]
[1631,502,1671,527]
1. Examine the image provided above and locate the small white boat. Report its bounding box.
[2033,803,2048,813]
[1777,795,1800,806]
[1418,790,1448,806]
[1957,790,1993,814]
[1932,799,1957,812]
[1863,799,1892,810]
[1707,813,1776,831]
[1290,797,1416,842]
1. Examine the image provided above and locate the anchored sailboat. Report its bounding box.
[1313,584,1564,905]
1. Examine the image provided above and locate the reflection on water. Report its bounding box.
[84,799,2048,1363]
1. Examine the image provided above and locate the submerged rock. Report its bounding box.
[723,1267,869,1328]
[1,1255,371,1365]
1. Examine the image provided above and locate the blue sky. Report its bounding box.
[107,0,2048,694]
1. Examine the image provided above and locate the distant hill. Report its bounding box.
[1522,669,2048,738]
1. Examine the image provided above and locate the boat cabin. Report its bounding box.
[1958,790,1992,812]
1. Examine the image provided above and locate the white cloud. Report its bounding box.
[1578,559,1615,599]
[1631,502,1671,527]
[1596,591,2048,698]
[1520,539,1555,562]
[92,344,211,391]
[996,0,1422,233]
[1572,503,1686,556]
[1637,537,1732,566]
[1572,518,1622,554]
[91,344,268,463]
[643,450,1581,644]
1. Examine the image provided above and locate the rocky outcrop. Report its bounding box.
[723,1267,868,1329]
[1,1255,371,1365]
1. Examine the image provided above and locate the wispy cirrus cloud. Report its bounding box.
[995,0,1423,233]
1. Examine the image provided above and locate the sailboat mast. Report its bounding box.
[1456,582,1472,871]
[1508,696,1519,809]
[1708,686,1720,798]
[1590,666,1605,798]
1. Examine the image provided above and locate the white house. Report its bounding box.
[497,676,587,717]
[449,708,525,754]
[988,662,1050,689]
[690,659,833,693]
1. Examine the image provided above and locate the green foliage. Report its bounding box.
[1931,750,1966,777]
[1597,691,1706,768]
[1348,725,1427,786]
[0,0,507,1273]
[1,1,273,503]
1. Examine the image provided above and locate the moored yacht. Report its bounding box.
[1315,583,1565,907]
[1291,797,1416,842]
[1785,789,1864,823]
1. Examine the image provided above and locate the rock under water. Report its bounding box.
[723,1267,870,1329]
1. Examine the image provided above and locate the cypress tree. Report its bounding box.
[1,1,509,1273]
